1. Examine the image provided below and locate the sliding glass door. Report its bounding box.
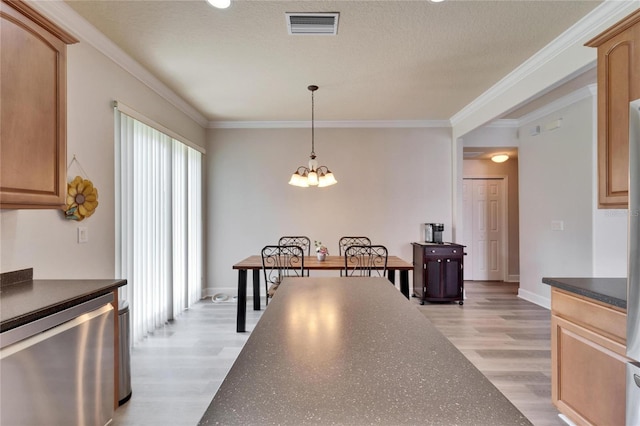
[115,107,203,343]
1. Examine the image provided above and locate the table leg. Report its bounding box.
[388,269,396,285]
[253,269,261,311]
[400,270,410,299]
[236,269,247,333]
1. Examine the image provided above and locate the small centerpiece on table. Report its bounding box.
[314,241,329,261]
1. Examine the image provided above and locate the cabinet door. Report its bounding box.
[0,1,76,208]
[412,246,425,298]
[425,259,442,298]
[587,10,640,208]
[552,314,628,426]
[442,258,461,298]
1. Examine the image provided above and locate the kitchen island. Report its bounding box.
[199,277,530,425]
[543,276,628,426]
[0,268,127,425]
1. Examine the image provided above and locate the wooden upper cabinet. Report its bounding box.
[586,9,640,209]
[0,0,77,209]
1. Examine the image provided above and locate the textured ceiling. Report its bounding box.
[65,0,602,123]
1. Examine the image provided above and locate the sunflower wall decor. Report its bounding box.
[64,176,99,221]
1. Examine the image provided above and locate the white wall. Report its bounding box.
[206,126,452,296]
[517,97,596,307]
[0,40,205,278]
[593,209,628,277]
[457,86,629,308]
[462,126,519,149]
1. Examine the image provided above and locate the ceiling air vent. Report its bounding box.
[286,12,339,35]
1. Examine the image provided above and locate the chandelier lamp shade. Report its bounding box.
[206,0,231,9]
[288,85,337,188]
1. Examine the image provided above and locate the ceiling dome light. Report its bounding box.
[491,154,509,163]
[206,0,230,9]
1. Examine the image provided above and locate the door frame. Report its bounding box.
[462,175,509,282]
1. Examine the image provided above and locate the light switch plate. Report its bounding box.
[78,227,88,243]
[551,220,564,231]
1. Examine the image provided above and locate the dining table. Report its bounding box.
[199,277,531,425]
[232,254,413,332]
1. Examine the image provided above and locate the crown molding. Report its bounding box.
[485,84,596,130]
[483,84,598,128]
[516,84,596,126]
[208,120,452,129]
[450,0,639,128]
[483,120,520,129]
[27,0,209,128]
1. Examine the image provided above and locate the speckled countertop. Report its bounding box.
[1,268,126,332]
[199,277,530,425]
[542,277,627,309]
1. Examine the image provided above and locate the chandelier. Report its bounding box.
[288,85,337,188]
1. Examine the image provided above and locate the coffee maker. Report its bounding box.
[424,223,444,244]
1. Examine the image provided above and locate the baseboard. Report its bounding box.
[506,274,520,283]
[202,286,257,299]
[517,288,551,310]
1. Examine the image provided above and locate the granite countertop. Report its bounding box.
[199,277,530,426]
[1,269,127,332]
[542,277,627,309]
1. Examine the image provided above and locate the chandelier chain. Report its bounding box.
[310,89,315,158]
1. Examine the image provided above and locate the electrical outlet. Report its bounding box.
[78,227,89,243]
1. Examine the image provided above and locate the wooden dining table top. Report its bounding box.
[232,254,413,270]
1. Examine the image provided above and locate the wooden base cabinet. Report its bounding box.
[412,242,465,305]
[551,288,629,426]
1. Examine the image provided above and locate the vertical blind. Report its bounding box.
[115,106,203,344]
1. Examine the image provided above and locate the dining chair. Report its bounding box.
[278,236,311,276]
[338,236,372,255]
[344,245,388,278]
[261,245,305,304]
[338,236,372,276]
[278,236,311,255]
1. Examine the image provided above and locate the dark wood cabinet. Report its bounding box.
[412,242,465,305]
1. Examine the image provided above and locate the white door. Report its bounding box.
[463,178,505,281]
[462,181,474,280]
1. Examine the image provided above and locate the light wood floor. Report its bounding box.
[418,282,564,426]
[113,281,564,426]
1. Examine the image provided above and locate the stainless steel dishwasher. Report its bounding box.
[0,293,114,426]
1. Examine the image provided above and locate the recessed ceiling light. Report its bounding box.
[491,154,509,163]
[429,0,447,3]
[206,0,230,9]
